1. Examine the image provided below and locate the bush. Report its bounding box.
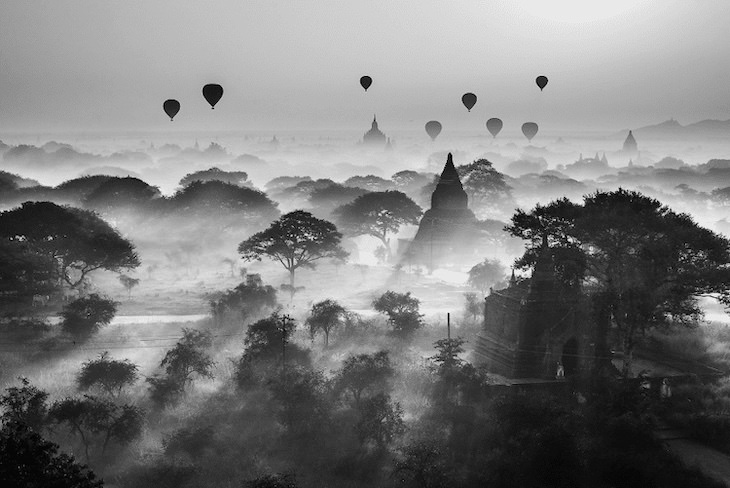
[60,294,117,338]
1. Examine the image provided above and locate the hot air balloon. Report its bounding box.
[462,93,477,112]
[163,99,180,121]
[486,118,503,138]
[360,76,372,91]
[425,121,442,141]
[202,84,224,109]
[536,75,548,91]
[522,122,539,142]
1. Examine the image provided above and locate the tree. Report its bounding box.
[0,201,140,288]
[394,441,451,488]
[507,189,730,375]
[372,291,424,335]
[167,180,278,222]
[344,175,395,192]
[0,421,103,488]
[391,170,434,198]
[209,273,278,325]
[334,191,422,261]
[178,167,249,188]
[0,378,49,431]
[159,328,214,384]
[463,292,482,322]
[49,395,143,461]
[268,366,331,435]
[83,176,160,212]
[238,210,348,288]
[467,259,506,295]
[77,352,139,397]
[457,159,514,217]
[60,294,118,339]
[335,351,394,407]
[118,274,140,298]
[147,329,215,405]
[306,299,346,347]
[356,393,405,448]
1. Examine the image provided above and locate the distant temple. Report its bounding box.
[474,238,601,379]
[623,130,638,154]
[362,115,387,146]
[403,153,480,269]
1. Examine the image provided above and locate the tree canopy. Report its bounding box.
[334,191,422,260]
[306,299,346,347]
[0,201,140,288]
[238,210,348,287]
[507,189,730,374]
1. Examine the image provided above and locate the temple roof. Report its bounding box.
[431,153,468,210]
[363,115,386,144]
[623,130,638,152]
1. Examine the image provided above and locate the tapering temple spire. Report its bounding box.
[431,153,468,210]
[509,268,516,286]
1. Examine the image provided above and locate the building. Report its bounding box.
[403,153,481,269]
[362,115,387,146]
[623,130,638,154]
[474,237,601,379]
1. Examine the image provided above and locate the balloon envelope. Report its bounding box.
[462,93,477,112]
[486,118,503,138]
[360,76,372,91]
[202,84,224,109]
[536,75,548,91]
[163,99,180,121]
[522,122,539,141]
[425,121,442,141]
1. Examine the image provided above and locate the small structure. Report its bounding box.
[362,115,387,146]
[474,237,600,379]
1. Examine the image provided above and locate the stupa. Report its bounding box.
[362,115,387,146]
[404,153,480,269]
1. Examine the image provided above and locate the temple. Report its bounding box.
[474,237,601,379]
[403,153,480,269]
[622,130,638,154]
[362,115,387,146]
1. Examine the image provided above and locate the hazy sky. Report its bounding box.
[1,0,729,134]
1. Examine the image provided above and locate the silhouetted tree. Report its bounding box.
[372,291,423,336]
[49,395,143,461]
[238,210,348,288]
[147,329,214,405]
[335,191,422,261]
[76,352,139,397]
[306,299,346,347]
[209,273,278,325]
[0,201,140,288]
[118,274,139,298]
[0,378,49,431]
[0,421,103,488]
[178,167,249,188]
[83,176,160,211]
[335,351,393,407]
[356,393,404,448]
[60,294,118,339]
[508,189,730,375]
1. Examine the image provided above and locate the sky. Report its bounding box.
[1,0,730,135]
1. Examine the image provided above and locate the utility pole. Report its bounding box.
[447,312,451,340]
